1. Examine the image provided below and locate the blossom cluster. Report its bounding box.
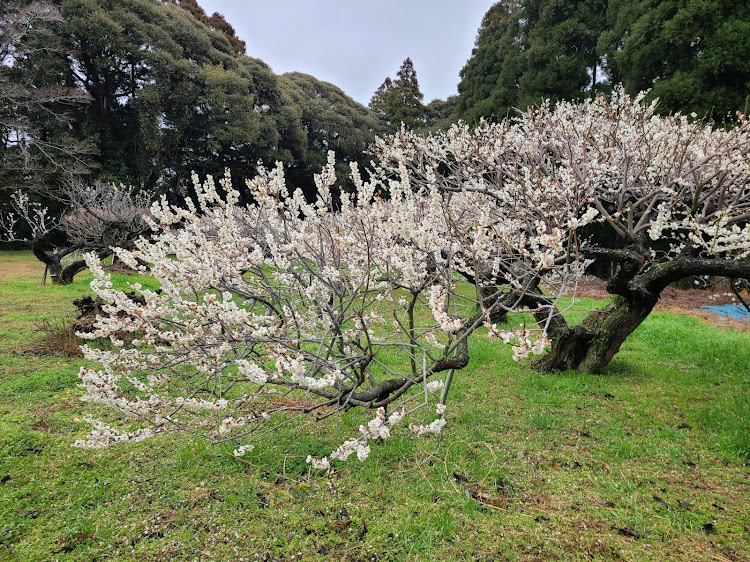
[75,152,474,461]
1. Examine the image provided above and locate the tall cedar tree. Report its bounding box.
[457,0,606,124]
[598,0,750,118]
[459,0,750,123]
[369,58,425,130]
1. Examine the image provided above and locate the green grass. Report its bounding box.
[0,251,749,560]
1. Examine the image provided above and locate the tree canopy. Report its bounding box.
[457,0,606,123]
[279,72,387,197]
[458,0,750,123]
[57,0,293,194]
[598,0,750,118]
[369,58,426,130]
[1,0,384,205]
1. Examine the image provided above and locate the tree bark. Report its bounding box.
[31,236,112,285]
[533,295,657,373]
[32,236,64,284]
[533,251,750,373]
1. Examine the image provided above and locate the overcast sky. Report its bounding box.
[197,1,496,106]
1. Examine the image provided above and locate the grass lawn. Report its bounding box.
[0,251,748,561]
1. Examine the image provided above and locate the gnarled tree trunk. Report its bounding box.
[534,295,657,373]
[32,236,111,285]
[531,247,750,373]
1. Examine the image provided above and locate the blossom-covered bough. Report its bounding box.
[372,88,750,373]
[75,154,499,464]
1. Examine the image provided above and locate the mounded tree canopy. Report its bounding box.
[165,0,246,54]
[58,0,300,195]
[422,95,459,132]
[279,72,387,198]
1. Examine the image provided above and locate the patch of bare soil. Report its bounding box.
[103,261,137,275]
[0,257,45,284]
[568,277,750,332]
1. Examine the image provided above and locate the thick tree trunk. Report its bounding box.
[477,283,509,323]
[32,237,65,284]
[533,251,750,373]
[60,259,94,284]
[534,295,657,373]
[32,236,111,285]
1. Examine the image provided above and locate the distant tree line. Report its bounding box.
[368,0,748,133]
[457,0,750,123]
[0,0,386,212]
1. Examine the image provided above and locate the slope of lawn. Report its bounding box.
[0,251,748,561]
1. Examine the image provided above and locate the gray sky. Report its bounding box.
[197,1,496,106]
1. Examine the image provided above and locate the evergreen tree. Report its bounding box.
[456,0,525,123]
[598,0,750,118]
[518,0,606,107]
[457,0,606,124]
[279,72,386,198]
[459,0,750,123]
[422,95,458,131]
[369,58,425,129]
[57,0,301,195]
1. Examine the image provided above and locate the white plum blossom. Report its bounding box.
[306,455,331,470]
[233,444,254,457]
[409,417,447,436]
[425,380,444,394]
[73,154,480,456]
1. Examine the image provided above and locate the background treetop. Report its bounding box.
[457,0,750,123]
[369,57,426,130]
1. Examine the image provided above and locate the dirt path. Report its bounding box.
[570,277,750,332]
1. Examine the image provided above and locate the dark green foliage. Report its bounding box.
[58,0,295,195]
[458,0,606,123]
[518,0,606,106]
[456,1,524,123]
[279,72,386,198]
[165,0,246,54]
[3,0,386,204]
[421,95,459,132]
[599,0,750,118]
[369,57,426,130]
[459,0,749,122]
[457,0,606,122]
